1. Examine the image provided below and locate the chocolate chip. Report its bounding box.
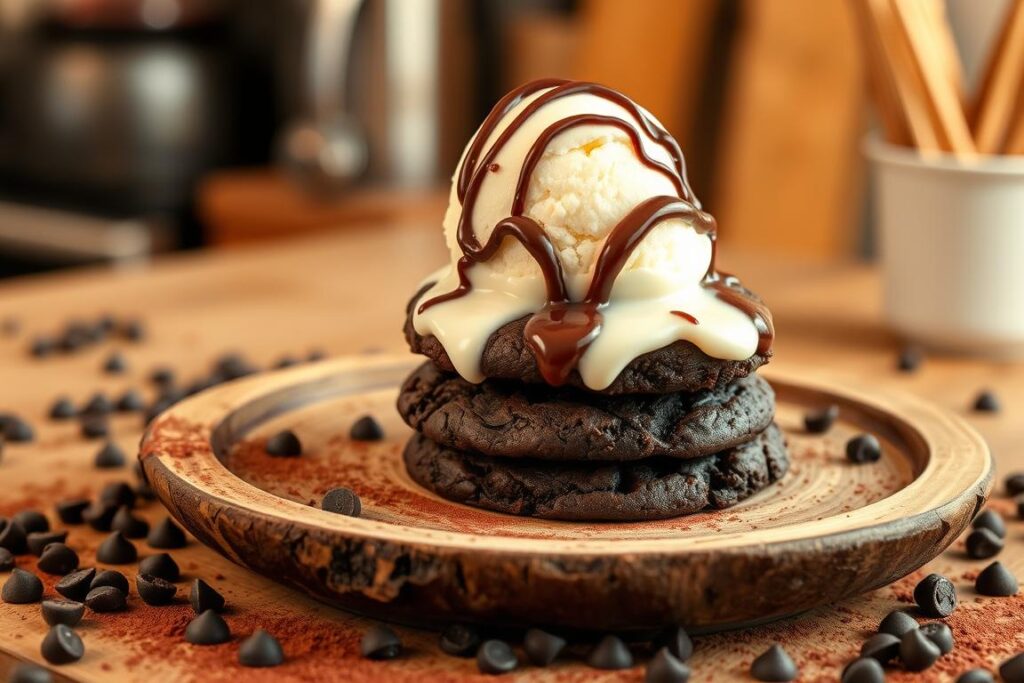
[136,573,176,606]
[846,434,881,464]
[0,547,13,571]
[587,635,633,670]
[973,390,1000,413]
[37,543,79,575]
[350,415,384,441]
[27,530,67,556]
[859,633,900,663]
[30,336,56,358]
[646,647,691,683]
[215,352,258,380]
[966,528,1003,559]
[523,628,565,666]
[94,441,126,469]
[307,349,327,362]
[439,623,480,657]
[239,629,285,667]
[41,624,84,664]
[878,609,918,636]
[361,625,402,660]
[55,568,95,601]
[973,509,1006,538]
[82,501,118,531]
[897,346,923,372]
[149,367,176,387]
[750,644,797,682]
[0,518,27,554]
[96,531,137,564]
[265,430,301,457]
[274,355,300,369]
[139,553,179,582]
[920,621,954,654]
[148,517,186,548]
[476,639,517,674]
[2,568,43,603]
[1002,653,1024,683]
[103,351,128,374]
[48,397,77,420]
[957,669,995,683]
[183,609,230,645]
[841,657,885,683]
[85,586,126,612]
[55,499,89,525]
[1007,473,1024,496]
[80,416,109,440]
[321,488,361,517]
[13,510,49,535]
[112,507,149,539]
[803,405,839,434]
[661,626,694,661]
[100,481,136,509]
[900,628,941,672]
[122,319,146,342]
[116,388,146,413]
[0,316,18,336]
[976,561,1018,596]
[2,416,34,442]
[82,392,113,416]
[41,599,85,627]
[190,578,225,613]
[8,663,53,683]
[90,569,128,594]
[914,573,957,617]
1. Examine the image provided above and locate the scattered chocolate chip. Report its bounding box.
[0,316,18,336]
[103,351,128,374]
[215,352,258,380]
[750,644,797,682]
[55,568,95,601]
[439,623,480,657]
[2,416,34,442]
[41,624,84,664]
[273,355,300,369]
[920,621,954,654]
[900,628,941,672]
[661,626,694,661]
[646,647,691,683]
[149,366,176,387]
[148,517,186,549]
[973,509,1006,538]
[0,518,27,554]
[361,625,402,660]
[1007,473,1024,497]
[82,392,113,416]
[966,528,1003,559]
[100,481,136,509]
[803,405,839,434]
[350,415,384,441]
[842,657,885,683]
[48,397,77,420]
[307,349,327,362]
[55,499,90,525]
[973,390,1000,413]
[82,501,118,531]
[27,530,67,556]
[184,610,231,644]
[96,531,137,564]
[116,388,146,412]
[136,573,176,606]
[846,434,881,464]
[2,568,43,603]
[587,635,633,670]
[190,578,225,613]
[976,561,1018,596]
[878,609,918,636]
[859,633,900,663]
[265,430,302,457]
[122,319,146,342]
[90,569,128,594]
[80,416,109,440]
[239,629,285,667]
[8,663,53,683]
[0,547,13,571]
[321,488,361,517]
[957,669,995,683]
[111,506,149,539]
[1003,653,1024,683]
[84,586,126,612]
[139,553,179,582]
[13,510,49,535]
[477,639,517,674]
[897,346,923,372]
[41,599,85,627]
[94,441,126,469]
[523,628,565,666]
[914,573,957,617]
[30,336,56,358]
[37,543,79,575]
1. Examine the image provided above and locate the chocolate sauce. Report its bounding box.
[671,311,699,325]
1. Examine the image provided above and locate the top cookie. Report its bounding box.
[404,286,771,395]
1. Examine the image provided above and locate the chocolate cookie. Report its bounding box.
[404,287,771,395]
[398,361,775,461]
[403,424,788,521]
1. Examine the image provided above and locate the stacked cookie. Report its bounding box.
[398,297,789,522]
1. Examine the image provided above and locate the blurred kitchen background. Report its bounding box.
[0,0,1011,277]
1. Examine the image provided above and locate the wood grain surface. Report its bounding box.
[1,222,1023,681]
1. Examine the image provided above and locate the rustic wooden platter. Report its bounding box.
[140,354,992,634]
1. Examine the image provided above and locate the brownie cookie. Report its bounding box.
[398,361,775,461]
[403,424,788,521]
[405,287,770,395]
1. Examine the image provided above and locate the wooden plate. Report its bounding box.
[141,354,992,633]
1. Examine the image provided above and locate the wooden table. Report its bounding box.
[0,223,1021,682]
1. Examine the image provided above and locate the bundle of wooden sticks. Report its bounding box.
[853,0,1024,157]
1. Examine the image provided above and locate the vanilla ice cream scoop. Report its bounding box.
[413,80,771,390]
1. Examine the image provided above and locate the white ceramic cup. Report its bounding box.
[865,138,1024,357]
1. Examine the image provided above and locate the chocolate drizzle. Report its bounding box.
[421,79,774,386]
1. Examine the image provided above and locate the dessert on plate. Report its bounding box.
[397,78,785,521]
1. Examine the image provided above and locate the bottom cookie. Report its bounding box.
[403,424,789,521]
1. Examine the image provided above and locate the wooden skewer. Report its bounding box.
[849,0,910,145]
[919,0,965,107]
[972,0,1024,154]
[1005,88,1024,154]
